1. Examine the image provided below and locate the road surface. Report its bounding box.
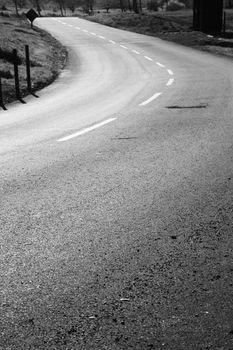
[0,17,233,349]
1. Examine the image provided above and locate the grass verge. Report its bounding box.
[0,16,67,105]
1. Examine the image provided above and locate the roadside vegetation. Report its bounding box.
[0,12,67,104]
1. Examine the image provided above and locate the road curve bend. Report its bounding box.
[1,17,233,350]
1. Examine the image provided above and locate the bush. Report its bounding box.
[147,0,159,11]
[0,11,10,17]
[0,49,22,65]
[166,0,185,11]
[0,70,13,79]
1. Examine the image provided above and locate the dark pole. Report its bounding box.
[223,11,226,34]
[0,75,6,110]
[25,45,32,93]
[13,48,21,100]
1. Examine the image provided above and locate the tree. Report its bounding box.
[81,0,94,14]
[132,0,138,13]
[119,0,125,11]
[55,0,66,15]
[66,0,77,12]
[104,0,111,12]
[18,0,26,9]
[32,0,43,16]
[12,0,19,16]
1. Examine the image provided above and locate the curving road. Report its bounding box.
[1,17,233,349]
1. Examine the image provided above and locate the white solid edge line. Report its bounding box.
[156,62,165,68]
[132,50,140,55]
[167,69,174,75]
[144,56,153,61]
[57,118,117,142]
[139,92,162,107]
[166,78,174,86]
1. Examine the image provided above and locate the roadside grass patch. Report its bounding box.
[78,9,191,34]
[0,16,67,104]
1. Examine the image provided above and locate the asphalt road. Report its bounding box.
[1,17,233,349]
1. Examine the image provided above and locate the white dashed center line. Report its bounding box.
[156,62,165,68]
[139,92,162,107]
[166,78,174,86]
[56,24,175,112]
[144,56,153,61]
[57,118,117,142]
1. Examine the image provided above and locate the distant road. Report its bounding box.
[1,17,233,349]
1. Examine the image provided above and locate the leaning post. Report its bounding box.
[0,75,6,110]
[25,45,32,93]
[223,11,226,34]
[13,48,21,100]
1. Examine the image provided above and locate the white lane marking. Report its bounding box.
[144,56,153,61]
[139,92,162,107]
[109,40,116,44]
[132,49,140,55]
[120,45,128,49]
[61,22,66,25]
[75,26,80,29]
[82,29,88,32]
[166,78,174,86]
[57,118,117,142]
[156,62,165,68]
[68,24,73,27]
[167,69,174,75]
[99,35,106,39]
[91,32,96,35]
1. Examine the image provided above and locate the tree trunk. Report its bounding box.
[119,0,124,12]
[59,1,64,16]
[13,0,19,16]
[132,0,138,13]
[35,0,41,16]
[138,0,142,13]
